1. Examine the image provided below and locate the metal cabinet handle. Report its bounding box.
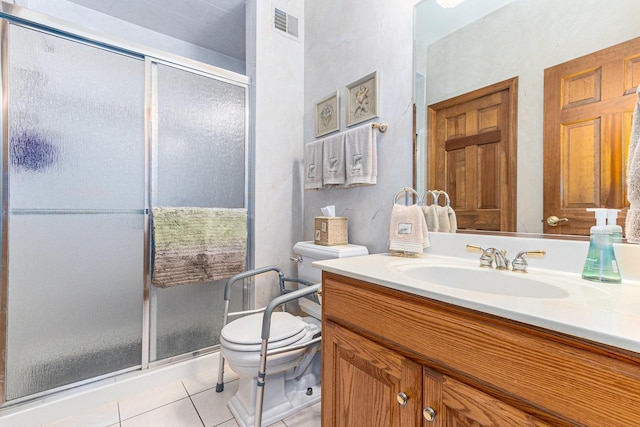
[423,406,436,422]
[546,216,568,226]
[396,392,409,406]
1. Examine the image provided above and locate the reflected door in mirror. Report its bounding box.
[543,37,640,235]
[428,78,518,231]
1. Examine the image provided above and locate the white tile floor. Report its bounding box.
[40,367,321,427]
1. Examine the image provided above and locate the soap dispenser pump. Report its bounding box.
[606,209,623,243]
[582,208,621,283]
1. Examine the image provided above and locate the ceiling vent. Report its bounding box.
[273,7,299,39]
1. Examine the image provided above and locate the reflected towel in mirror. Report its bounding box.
[627,86,640,243]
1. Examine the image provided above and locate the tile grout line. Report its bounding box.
[182,381,206,427]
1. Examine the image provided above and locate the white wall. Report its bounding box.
[247,0,306,306]
[303,0,416,255]
[425,0,640,233]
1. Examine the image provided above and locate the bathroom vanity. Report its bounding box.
[316,250,640,427]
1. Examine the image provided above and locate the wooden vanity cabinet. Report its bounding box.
[321,272,640,427]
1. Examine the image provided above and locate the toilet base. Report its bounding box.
[227,369,321,427]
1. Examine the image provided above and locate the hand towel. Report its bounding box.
[447,206,458,233]
[389,204,430,254]
[151,207,247,287]
[626,86,640,243]
[421,204,439,232]
[304,140,323,190]
[345,123,377,186]
[436,205,451,232]
[322,133,346,185]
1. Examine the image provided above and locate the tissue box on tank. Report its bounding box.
[314,217,348,246]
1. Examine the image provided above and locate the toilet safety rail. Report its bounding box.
[215,265,321,426]
[254,284,322,427]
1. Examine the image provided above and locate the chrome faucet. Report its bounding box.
[511,250,546,273]
[466,244,509,270]
[491,248,510,270]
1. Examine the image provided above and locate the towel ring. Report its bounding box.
[423,190,438,206]
[424,190,451,207]
[393,187,421,206]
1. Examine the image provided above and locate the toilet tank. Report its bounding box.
[293,241,369,284]
[293,241,368,319]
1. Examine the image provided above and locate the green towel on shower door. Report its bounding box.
[151,207,247,287]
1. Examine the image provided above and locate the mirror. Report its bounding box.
[413,0,640,237]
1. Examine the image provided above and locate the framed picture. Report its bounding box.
[346,71,379,127]
[315,91,340,137]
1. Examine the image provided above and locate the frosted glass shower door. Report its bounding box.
[5,25,145,400]
[151,62,247,361]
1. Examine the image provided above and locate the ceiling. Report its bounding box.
[66,0,246,62]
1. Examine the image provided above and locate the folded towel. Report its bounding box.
[627,86,640,243]
[322,133,346,185]
[421,204,439,232]
[151,207,247,287]
[447,205,458,233]
[304,140,324,190]
[345,124,377,186]
[389,204,430,254]
[436,205,451,232]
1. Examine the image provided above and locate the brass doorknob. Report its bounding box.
[546,216,568,226]
[423,406,437,422]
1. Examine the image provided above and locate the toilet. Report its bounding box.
[220,241,368,427]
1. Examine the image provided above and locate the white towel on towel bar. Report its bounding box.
[345,123,377,186]
[304,140,324,190]
[322,133,346,185]
[627,85,640,243]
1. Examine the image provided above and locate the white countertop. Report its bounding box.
[313,252,640,354]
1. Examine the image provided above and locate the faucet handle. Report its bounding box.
[512,250,546,273]
[466,244,494,268]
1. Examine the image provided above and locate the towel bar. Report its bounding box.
[372,122,389,133]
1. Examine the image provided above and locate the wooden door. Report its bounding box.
[423,369,551,427]
[428,78,517,231]
[322,320,422,427]
[544,37,640,235]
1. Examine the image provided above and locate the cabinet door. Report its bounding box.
[323,321,422,427]
[423,369,551,426]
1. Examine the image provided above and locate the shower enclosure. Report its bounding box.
[1,5,250,404]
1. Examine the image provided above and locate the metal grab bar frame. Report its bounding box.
[215,266,319,393]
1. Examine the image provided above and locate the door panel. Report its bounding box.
[322,321,422,427]
[544,36,640,235]
[424,369,551,427]
[429,78,517,231]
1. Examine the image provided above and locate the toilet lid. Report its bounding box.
[221,312,307,348]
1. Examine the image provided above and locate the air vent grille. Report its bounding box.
[274,8,287,32]
[273,7,299,39]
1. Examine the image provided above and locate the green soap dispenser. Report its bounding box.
[606,209,623,243]
[582,208,621,283]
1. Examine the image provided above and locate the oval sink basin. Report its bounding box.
[401,265,570,299]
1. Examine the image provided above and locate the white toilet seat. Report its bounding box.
[221,312,309,352]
